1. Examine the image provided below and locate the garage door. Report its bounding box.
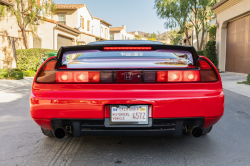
[57,35,72,50]
[226,15,250,73]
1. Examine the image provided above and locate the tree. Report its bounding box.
[134,35,142,40]
[151,32,157,39]
[168,29,182,45]
[155,0,191,46]
[155,0,217,50]
[2,0,56,49]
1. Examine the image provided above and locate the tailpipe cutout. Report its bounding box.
[188,126,203,137]
[54,128,69,139]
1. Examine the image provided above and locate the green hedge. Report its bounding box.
[0,69,23,80]
[197,50,204,56]
[23,70,36,77]
[16,48,57,71]
[204,41,217,67]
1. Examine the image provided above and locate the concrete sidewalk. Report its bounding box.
[0,77,34,91]
[220,72,250,98]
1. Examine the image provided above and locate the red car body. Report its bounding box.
[30,41,224,138]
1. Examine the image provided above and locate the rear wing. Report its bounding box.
[56,44,199,67]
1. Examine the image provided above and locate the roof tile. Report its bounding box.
[56,4,85,9]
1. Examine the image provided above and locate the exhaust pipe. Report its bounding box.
[188,126,203,137]
[54,128,69,139]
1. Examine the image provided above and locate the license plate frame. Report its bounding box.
[110,105,149,125]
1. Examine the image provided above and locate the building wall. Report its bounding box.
[101,23,110,40]
[0,13,20,38]
[77,7,93,34]
[36,21,56,49]
[53,9,78,29]
[78,33,96,44]
[92,19,101,37]
[0,35,25,69]
[215,0,250,72]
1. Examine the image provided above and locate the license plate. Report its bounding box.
[110,105,148,124]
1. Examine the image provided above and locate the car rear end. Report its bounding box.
[30,41,224,138]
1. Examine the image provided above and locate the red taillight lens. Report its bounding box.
[197,58,218,82]
[157,71,168,82]
[199,60,212,69]
[183,71,200,82]
[36,59,57,83]
[156,70,200,82]
[56,71,100,83]
[168,71,183,82]
[103,47,152,51]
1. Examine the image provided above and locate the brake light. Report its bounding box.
[103,47,152,51]
[156,71,200,82]
[56,71,100,83]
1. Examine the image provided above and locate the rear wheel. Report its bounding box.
[41,127,55,137]
[202,126,213,135]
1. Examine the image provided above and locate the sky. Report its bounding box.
[55,0,169,34]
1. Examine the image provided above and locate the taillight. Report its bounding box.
[36,59,57,83]
[198,58,218,82]
[155,70,200,83]
[56,71,101,83]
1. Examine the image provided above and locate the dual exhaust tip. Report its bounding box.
[54,126,204,138]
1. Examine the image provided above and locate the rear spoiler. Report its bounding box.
[56,44,199,66]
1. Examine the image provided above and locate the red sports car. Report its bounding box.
[30,40,224,139]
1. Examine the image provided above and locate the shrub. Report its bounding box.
[204,40,217,67]
[16,48,57,71]
[23,70,36,77]
[197,50,204,56]
[0,68,23,80]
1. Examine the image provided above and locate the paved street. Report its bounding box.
[1,74,250,166]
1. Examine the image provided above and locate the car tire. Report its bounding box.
[41,127,55,137]
[202,126,213,135]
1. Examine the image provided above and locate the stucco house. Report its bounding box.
[0,1,112,69]
[110,25,134,40]
[53,4,112,45]
[211,0,250,74]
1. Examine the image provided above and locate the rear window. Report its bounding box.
[62,50,193,64]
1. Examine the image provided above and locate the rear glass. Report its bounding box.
[62,50,193,65]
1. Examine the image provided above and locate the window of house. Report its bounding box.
[105,28,108,38]
[80,17,84,29]
[87,20,90,31]
[58,15,66,24]
[110,33,114,40]
[101,27,103,33]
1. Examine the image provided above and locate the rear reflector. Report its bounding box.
[103,47,152,51]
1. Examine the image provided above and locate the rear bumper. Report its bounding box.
[30,82,224,131]
[34,117,221,137]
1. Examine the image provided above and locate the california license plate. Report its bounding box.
[110,105,148,124]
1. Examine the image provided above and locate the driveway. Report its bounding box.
[0,73,250,166]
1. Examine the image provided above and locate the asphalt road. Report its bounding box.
[1,84,250,166]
